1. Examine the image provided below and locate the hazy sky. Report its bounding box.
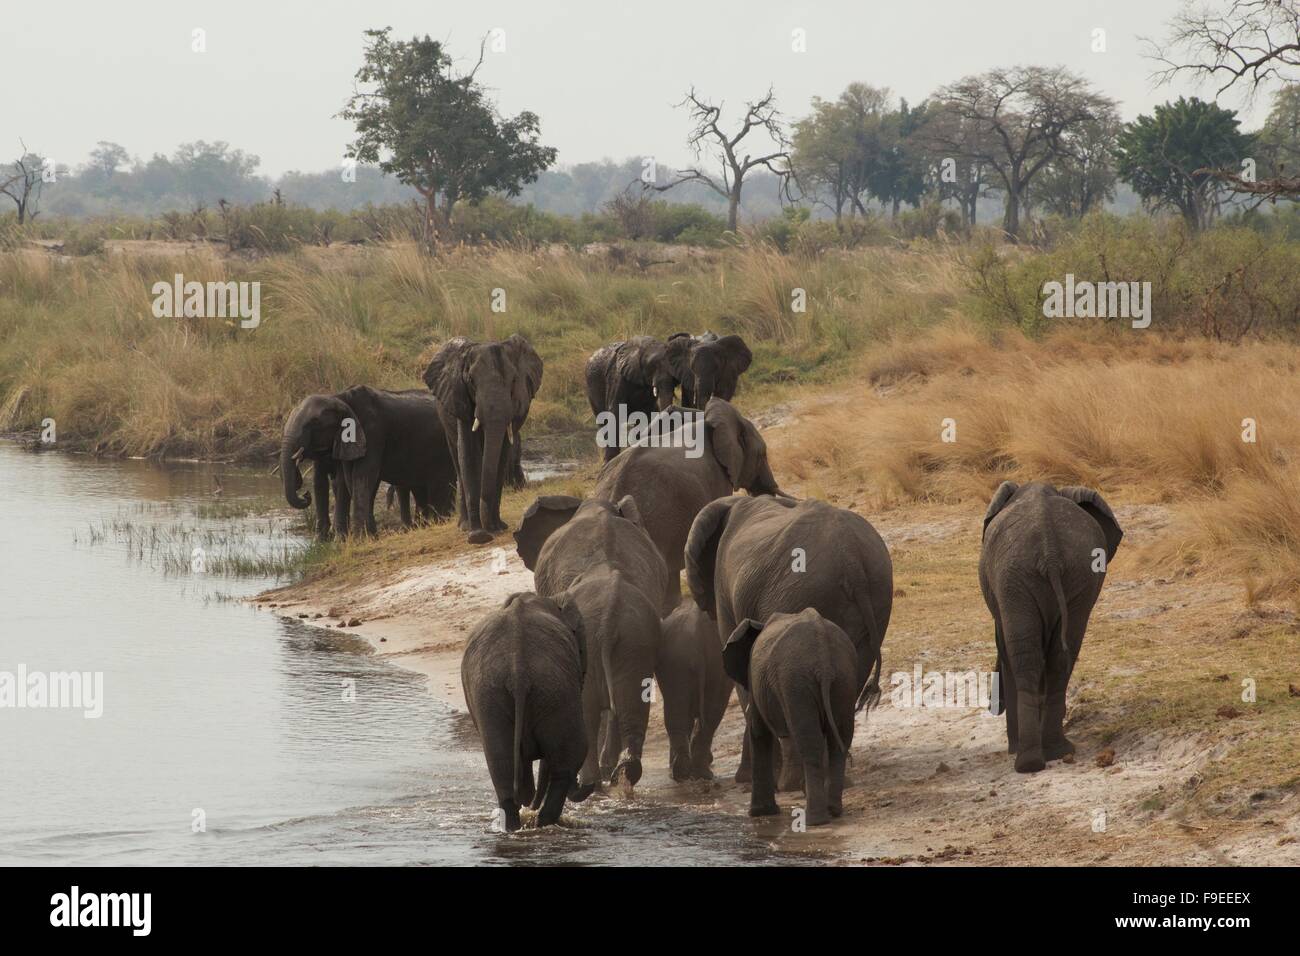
[5,0,1269,177]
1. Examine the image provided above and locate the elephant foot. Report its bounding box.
[499,803,522,832]
[612,753,643,787]
[749,800,780,818]
[1014,748,1046,774]
[488,520,508,533]
[734,764,753,785]
[569,782,597,803]
[670,757,693,783]
[1043,736,1075,761]
[467,529,494,545]
[828,802,843,818]
[537,809,562,828]
[692,765,715,781]
[806,810,832,827]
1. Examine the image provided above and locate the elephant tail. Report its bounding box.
[1049,563,1069,662]
[512,667,529,805]
[693,645,708,738]
[820,676,847,756]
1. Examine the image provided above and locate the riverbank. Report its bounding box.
[257,340,1300,864]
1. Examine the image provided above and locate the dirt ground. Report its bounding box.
[256,489,1300,865]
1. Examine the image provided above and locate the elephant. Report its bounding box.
[585,335,688,462]
[685,494,893,788]
[281,386,456,539]
[686,332,752,407]
[979,481,1123,774]
[422,334,543,544]
[461,592,591,832]
[722,610,858,825]
[514,495,666,790]
[657,601,733,781]
[592,397,784,608]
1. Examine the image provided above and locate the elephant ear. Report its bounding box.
[554,595,588,685]
[982,481,1019,540]
[423,338,475,420]
[1057,486,1124,563]
[717,334,753,374]
[330,400,367,461]
[704,398,746,488]
[685,497,738,617]
[513,495,582,571]
[613,494,643,528]
[722,619,763,690]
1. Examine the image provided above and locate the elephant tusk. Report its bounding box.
[652,386,658,397]
[291,447,306,463]
[472,417,481,432]
[506,429,514,445]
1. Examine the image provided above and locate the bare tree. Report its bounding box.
[1,143,46,225]
[1149,0,1300,200]
[925,67,1115,240]
[649,86,790,231]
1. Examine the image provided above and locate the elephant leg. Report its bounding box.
[689,718,718,781]
[993,619,1019,755]
[538,768,575,827]
[397,487,413,527]
[332,471,351,539]
[827,746,847,818]
[456,421,484,533]
[412,488,432,525]
[529,760,547,811]
[777,738,804,793]
[1043,607,1089,760]
[479,711,522,832]
[748,718,780,817]
[363,475,380,536]
[1003,604,1047,773]
[787,701,829,824]
[312,464,332,540]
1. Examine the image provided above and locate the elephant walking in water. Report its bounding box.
[979,481,1123,773]
[423,335,543,544]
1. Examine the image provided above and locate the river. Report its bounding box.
[0,443,829,865]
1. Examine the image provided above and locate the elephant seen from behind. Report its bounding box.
[979,481,1123,773]
[657,601,733,782]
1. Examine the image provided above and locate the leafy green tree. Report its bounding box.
[339,28,557,247]
[1030,110,1121,218]
[791,84,889,224]
[1115,97,1254,230]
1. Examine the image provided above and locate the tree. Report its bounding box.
[649,86,790,231]
[1031,109,1121,217]
[915,105,993,226]
[1114,97,1254,230]
[1,143,46,224]
[339,28,557,248]
[790,84,890,224]
[869,99,930,218]
[87,141,131,181]
[926,66,1116,240]
[1150,0,1300,200]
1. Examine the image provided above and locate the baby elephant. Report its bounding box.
[461,593,591,832]
[723,609,858,826]
[657,602,733,781]
[979,481,1123,773]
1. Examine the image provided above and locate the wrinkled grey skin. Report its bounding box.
[723,610,858,826]
[979,481,1123,773]
[281,386,455,539]
[658,602,733,781]
[514,495,666,791]
[461,592,591,832]
[422,335,543,543]
[593,398,784,609]
[686,495,892,789]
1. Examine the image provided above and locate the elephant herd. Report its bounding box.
[279,329,1125,832]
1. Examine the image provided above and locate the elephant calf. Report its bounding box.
[723,610,858,826]
[979,481,1123,773]
[657,602,733,781]
[461,593,590,832]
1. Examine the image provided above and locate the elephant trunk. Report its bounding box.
[281,436,310,509]
[479,418,508,527]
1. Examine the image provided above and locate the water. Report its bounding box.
[0,443,828,865]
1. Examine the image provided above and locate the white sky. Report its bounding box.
[3,0,1269,177]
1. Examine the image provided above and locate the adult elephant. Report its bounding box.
[422,334,543,544]
[685,494,893,785]
[686,332,752,407]
[281,386,456,538]
[592,398,784,608]
[585,335,690,462]
[514,494,666,790]
[979,481,1123,773]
